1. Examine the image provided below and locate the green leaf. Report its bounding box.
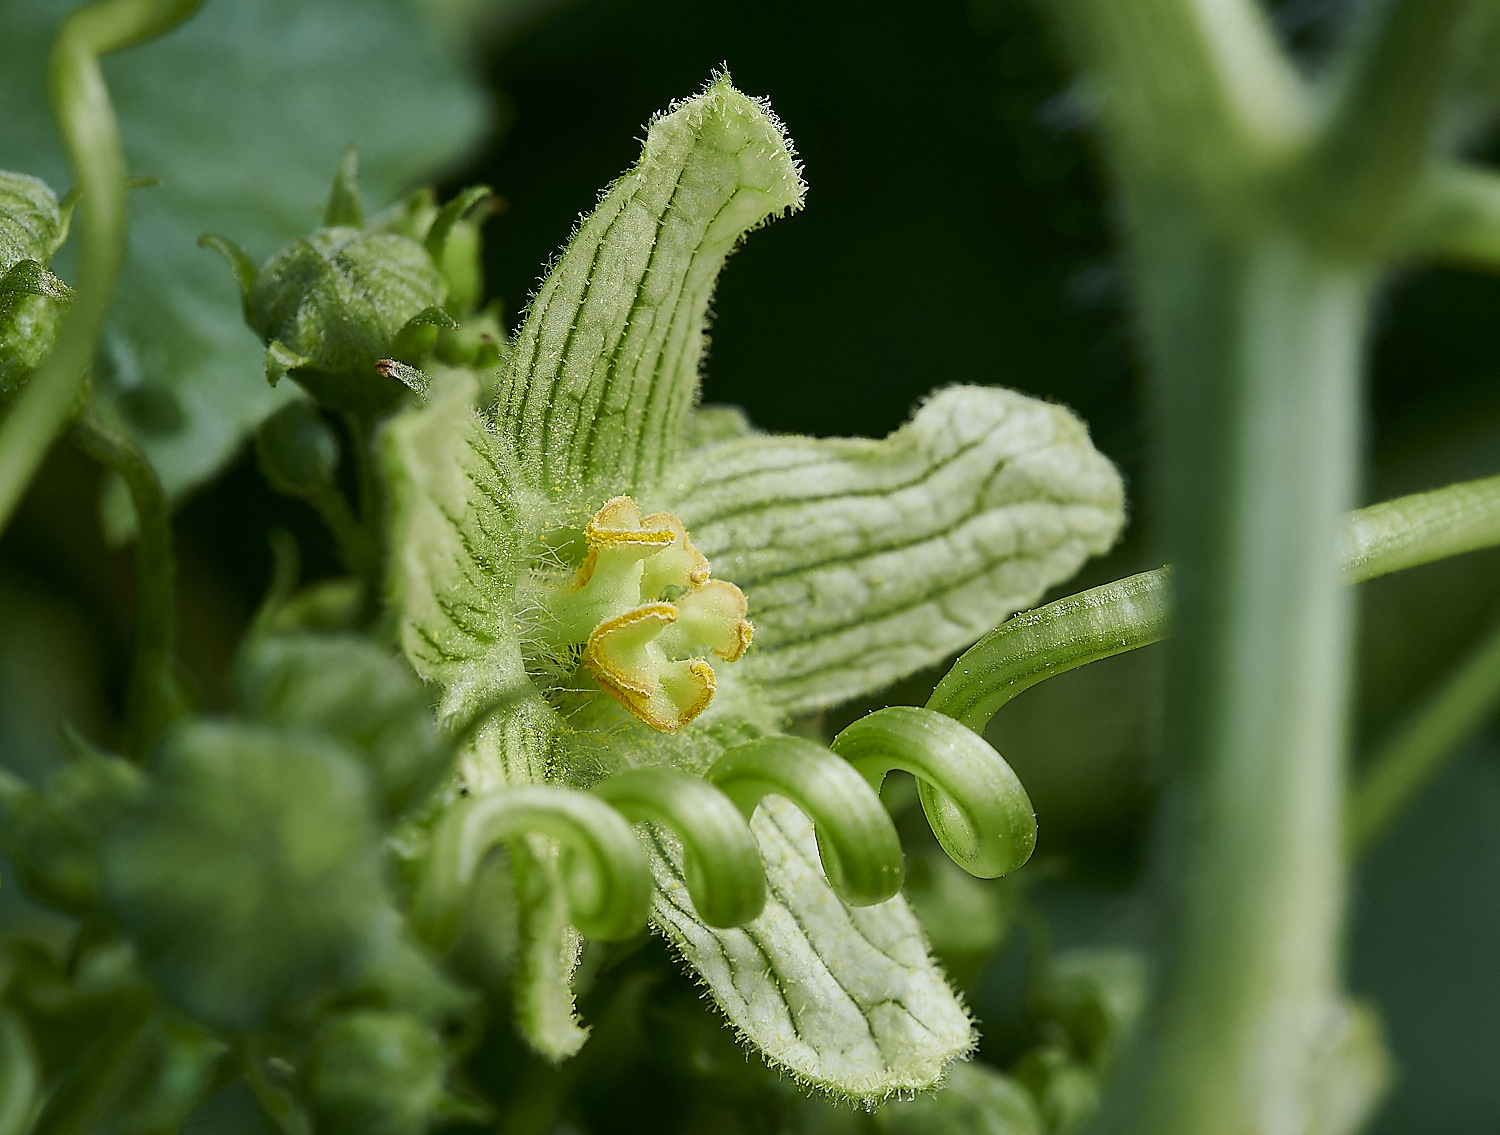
[494,74,805,497]
[648,795,974,1101]
[0,0,488,500]
[654,385,1126,716]
[876,1063,1045,1135]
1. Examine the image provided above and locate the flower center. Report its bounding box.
[543,496,753,733]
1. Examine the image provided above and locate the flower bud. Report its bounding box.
[201,154,457,414]
[0,171,74,406]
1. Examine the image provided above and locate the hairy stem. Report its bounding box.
[1346,614,1500,856]
[0,0,202,533]
[928,473,1500,732]
[342,409,387,623]
[1116,228,1366,1135]
[71,409,181,755]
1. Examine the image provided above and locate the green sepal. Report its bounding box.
[511,838,591,1061]
[434,299,505,369]
[197,233,258,320]
[423,185,491,267]
[1028,947,1146,1072]
[1011,1046,1100,1135]
[381,368,538,727]
[0,258,71,302]
[246,218,446,411]
[494,74,806,497]
[389,304,458,365]
[377,358,431,399]
[324,147,364,228]
[655,385,1126,716]
[0,259,72,407]
[649,794,974,1101]
[0,171,74,405]
[0,171,70,266]
[265,340,315,388]
[254,399,340,499]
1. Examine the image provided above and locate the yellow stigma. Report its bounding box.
[550,496,753,733]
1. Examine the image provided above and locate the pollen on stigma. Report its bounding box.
[543,496,753,733]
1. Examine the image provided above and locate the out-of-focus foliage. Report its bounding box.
[0,0,487,507]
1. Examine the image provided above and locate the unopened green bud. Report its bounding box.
[306,1011,481,1135]
[201,154,456,415]
[255,399,340,499]
[0,172,74,406]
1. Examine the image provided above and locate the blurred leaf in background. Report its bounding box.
[0,0,489,514]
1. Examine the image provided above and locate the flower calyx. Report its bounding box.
[199,151,501,415]
[547,496,752,733]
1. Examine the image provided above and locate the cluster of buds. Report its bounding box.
[545,497,753,733]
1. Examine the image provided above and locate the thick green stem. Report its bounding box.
[0,0,202,533]
[71,409,181,755]
[1121,220,1369,1135]
[1346,615,1500,856]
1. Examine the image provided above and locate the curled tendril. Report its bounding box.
[706,736,905,907]
[415,785,652,950]
[831,706,1037,878]
[0,0,204,533]
[592,767,766,928]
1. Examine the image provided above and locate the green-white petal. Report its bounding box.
[655,385,1126,717]
[649,795,974,1101]
[382,368,529,714]
[494,76,805,497]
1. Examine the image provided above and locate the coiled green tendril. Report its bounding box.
[831,706,1037,879]
[591,767,765,928]
[423,708,1036,942]
[415,786,651,948]
[706,736,907,907]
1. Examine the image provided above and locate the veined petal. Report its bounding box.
[649,795,974,1100]
[381,368,558,785]
[654,385,1125,716]
[495,75,805,496]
